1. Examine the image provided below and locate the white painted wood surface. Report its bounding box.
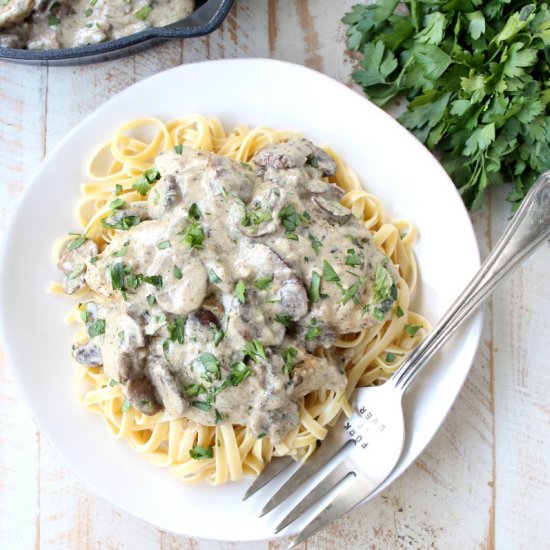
[0,1,549,549]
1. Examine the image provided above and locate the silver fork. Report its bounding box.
[243,171,550,548]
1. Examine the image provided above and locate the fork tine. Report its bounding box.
[288,476,374,549]
[242,455,295,501]
[274,462,353,534]
[259,438,355,517]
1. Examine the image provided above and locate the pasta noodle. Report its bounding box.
[51,115,429,485]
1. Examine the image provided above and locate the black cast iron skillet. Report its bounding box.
[0,0,234,65]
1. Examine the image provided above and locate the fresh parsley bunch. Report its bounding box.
[343,1,549,209]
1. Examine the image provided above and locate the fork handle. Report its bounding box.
[391,171,550,392]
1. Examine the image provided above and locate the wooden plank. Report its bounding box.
[0,61,48,550]
[491,187,550,549]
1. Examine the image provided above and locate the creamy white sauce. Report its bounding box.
[0,0,194,49]
[60,140,398,443]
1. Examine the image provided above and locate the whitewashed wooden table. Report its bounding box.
[1,2,549,549]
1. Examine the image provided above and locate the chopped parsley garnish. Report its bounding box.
[146,294,155,306]
[278,204,310,239]
[68,230,88,250]
[308,155,320,168]
[215,409,222,424]
[275,314,290,327]
[254,275,273,290]
[80,310,90,324]
[305,318,321,340]
[88,319,105,338]
[239,161,253,171]
[132,166,160,196]
[109,379,118,387]
[152,189,160,206]
[121,398,131,413]
[114,184,122,196]
[167,317,186,344]
[208,269,221,284]
[184,384,205,397]
[242,208,273,232]
[157,240,171,250]
[173,265,182,280]
[142,275,163,288]
[340,281,360,305]
[180,221,205,249]
[48,16,61,25]
[102,214,141,231]
[283,347,298,377]
[227,361,253,386]
[322,260,341,283]
[212,326,224,347]
[404,324,423,337]
[189,444,213,460]
[308,232,322,254]
[235,280,245,304]
[198,353,221,381]
[110,262,127,291]
[90,256,98,265]
[192,400,212,411]
[111,244,129,257]
[134,5,153,20]
[117,330,125,343]
[396,306,404,318]
[173,144,183,154]
[109,197,125,211]
[68,263,85,279]
[243,339,266,364]
[309,271,322,303]
[345,248,363,267]
[188,203,202,220]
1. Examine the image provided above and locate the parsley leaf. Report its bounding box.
[404,324,422,336]
[88,319,105,338]
[343,1,550,210]
[243,339,266,363]
[167,317,186,344]
[235,280,245,303]
[283,347,298,377]
[189,444,213,460]
[254,275,273,290]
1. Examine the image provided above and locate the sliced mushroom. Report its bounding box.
[147,174,182,217]
[239,187,286,238]
[292,354,347,398]
[252,138,336,177]
[148,360,188,417]
[312,196,352,225]
[236,240,308,322]
[101,311,145,383]
[57,239,98,294]
[126,375,162,416]
[193,307,220,328]
[148,254,207,315]
[103,203,149,229]
[206,154,255,203]
[72,342,102,366]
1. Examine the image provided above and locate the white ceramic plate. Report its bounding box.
[0,59,482,541]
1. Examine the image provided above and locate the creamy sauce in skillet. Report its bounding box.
[58,139,398,443]
[0,0,194,49]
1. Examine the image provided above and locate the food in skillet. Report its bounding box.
[0,0,194,49]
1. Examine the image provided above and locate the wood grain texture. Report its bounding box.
[0,1,548,549]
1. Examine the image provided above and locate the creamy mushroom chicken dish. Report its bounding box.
[0,0,194,50]
[58,139,398,442]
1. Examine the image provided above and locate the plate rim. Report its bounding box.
[0,57,483,542]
